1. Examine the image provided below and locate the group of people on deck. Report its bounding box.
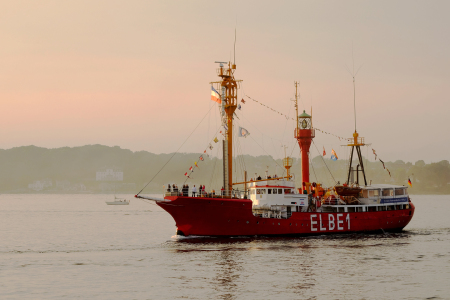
[250,174,278,181]
[166,184,206,197]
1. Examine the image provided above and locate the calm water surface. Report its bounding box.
[0,194,449,299]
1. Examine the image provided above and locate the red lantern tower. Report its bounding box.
[293,82,315,188]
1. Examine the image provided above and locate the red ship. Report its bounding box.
[136,62,415,237]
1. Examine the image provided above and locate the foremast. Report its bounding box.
[211,62,241,197]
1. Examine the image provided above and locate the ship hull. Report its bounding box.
[157,196,415,237]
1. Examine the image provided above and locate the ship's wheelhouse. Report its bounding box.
[247,179,308,219]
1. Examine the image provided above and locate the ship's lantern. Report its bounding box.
[298,110,311,130]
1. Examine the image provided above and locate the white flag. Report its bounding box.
[238,127,250,137]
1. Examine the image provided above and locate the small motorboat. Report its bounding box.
[105,197,130,205]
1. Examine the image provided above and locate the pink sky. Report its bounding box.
[0,1,449,163]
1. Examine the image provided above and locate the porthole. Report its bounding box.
[246,221,249,224]
[278,223,280,225]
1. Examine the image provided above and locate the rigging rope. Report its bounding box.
[312,140,337,185]
[136,104,217,195]
[248,135,285,175]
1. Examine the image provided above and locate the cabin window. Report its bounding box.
[362,190,369,198]
[268,189,272,194]
[382,189,394,197]
[369,190,380,197]
[278,189,282,194]
[284,189,291,194]
[256,189,261,194]
[261,189,266,194]
[273,189,277,194]
[395,189,405,196]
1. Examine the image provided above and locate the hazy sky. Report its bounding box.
[1,1,449,163]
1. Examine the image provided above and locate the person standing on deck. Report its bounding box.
[192,185,197,197]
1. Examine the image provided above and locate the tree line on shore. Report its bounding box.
[0,145,448,194]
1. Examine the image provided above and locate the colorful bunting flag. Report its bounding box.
[408,178,412,187]
[241,99,245,103]
[372,148,377,160]
[379,159,385,169]
[323,147,326,156]
[238,104,241,110]
[189,166,193,171]
[213,137,219,143]
[331,149,338,160]
[195,161,199,168]
[199,155,204,161]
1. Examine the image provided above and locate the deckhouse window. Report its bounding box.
[362,190,369,198]
[395,189,405,196]
[369,190,380,197]
[278,189,282,194]
[256,189,261,194]
[273,189,277,194]
[268,189,272,194]
[382,189,394,197]
[284,189,291,194]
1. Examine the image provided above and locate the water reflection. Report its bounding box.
[211,250,242,300]
[166,233,413,299]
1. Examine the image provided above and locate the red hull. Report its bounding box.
[157,196,415,237]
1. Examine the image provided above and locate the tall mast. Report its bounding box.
[211,62,241,197]
[295,81,299,133]
[346,69,367,186]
